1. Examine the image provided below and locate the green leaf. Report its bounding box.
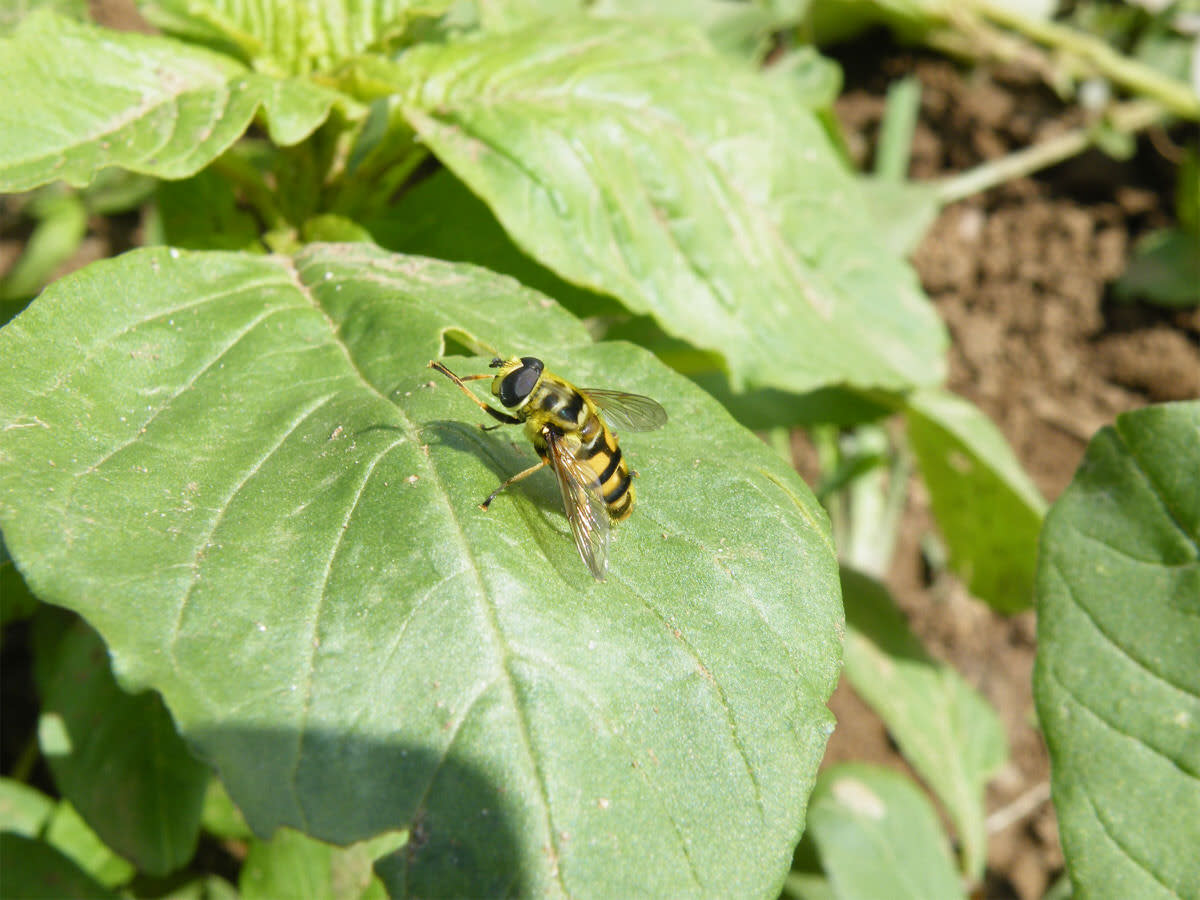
[0,188,88,302]
[839,568,1007,881]
[140,0,456,76]
[0,11,347,193]
[240,827,403,900]
[150,874,241,900]
[1112,228,1200,309]
[807,764,964,900]
[44,801,136,888]
[201,778,253,841]
[366,168,611,321]
[858,178,942,258]
[766,45,845,112]
[32,608,210,876]
[0,243,843,896]
[0,832,119,900]
[384,19,946,395]
[0,0,87,34]
[591,0,804,61]
[0,778,55,836]
[1034,400,1200,899]
[905,388,1046,612]
[1,531,40,623]
[157,171,264,251]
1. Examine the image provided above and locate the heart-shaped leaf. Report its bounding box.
[0,243,842,896]
[371,19,945,395]
[1034,401,1200,899]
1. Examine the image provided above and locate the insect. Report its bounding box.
[429,356,667,580]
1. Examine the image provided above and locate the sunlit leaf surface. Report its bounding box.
[0,12,343,192]
[0,243,843,896]
[376,19,946,395]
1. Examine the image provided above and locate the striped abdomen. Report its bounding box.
[524,378,635,521]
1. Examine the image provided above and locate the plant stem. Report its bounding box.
[973,0,1200,120]
[767,427,793,466]
[10,732,39,783]
[932,99,1164,204]
[210,153,288,234]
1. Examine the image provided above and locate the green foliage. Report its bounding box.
[240,827,403,900]
[0,832,119,899]
[0,12,345,193]
[1035,400,1200,899]
[1113,148,1200,309]
[33,608,210,874]
[378,19,947,395]
[905,388,1046,612]
[840,569,1007,880]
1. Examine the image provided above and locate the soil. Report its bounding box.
[823,37,1199,900]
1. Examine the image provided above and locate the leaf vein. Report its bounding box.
[280,254,568,893]
[1046,665,1198,779]
[167,392,337,724]
[609,570,766,826]
[292,434,410,827]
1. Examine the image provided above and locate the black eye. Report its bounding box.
[498,357,543,407]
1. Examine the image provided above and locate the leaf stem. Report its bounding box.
[970,1,1200,120]
[209,153,288,233]
[931,98,1164,204]
[10,732,40,784]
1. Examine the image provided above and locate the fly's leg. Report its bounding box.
[429,361,521,426]
[482,459,548,510]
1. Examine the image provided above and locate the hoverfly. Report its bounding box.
[429,356,667,580]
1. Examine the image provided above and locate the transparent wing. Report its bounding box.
[545,429,611,580]
[579,389,668,433]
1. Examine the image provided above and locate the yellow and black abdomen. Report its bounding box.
[523,377,635,521]
[575,408,634,521]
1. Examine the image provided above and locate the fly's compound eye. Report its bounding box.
[498,357,543,407]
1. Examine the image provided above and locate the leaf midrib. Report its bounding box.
[282,255,568,893]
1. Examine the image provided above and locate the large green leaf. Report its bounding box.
[905,388,1045,612]
[1034,401,1200,899]
[373,19,945,395]
[32,608,210,876]
[0,243,843,896]
[806,764,963,900]
[839,569,1007,881]
[0,12,346,193]
[366,168,608,320]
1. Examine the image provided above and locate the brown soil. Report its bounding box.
[823,41,1199,900]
